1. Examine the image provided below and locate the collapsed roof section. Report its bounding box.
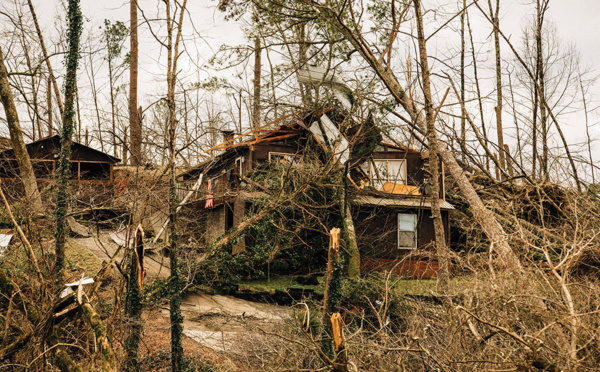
[178,107,424,196]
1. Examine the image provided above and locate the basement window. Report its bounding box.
[398,213,417,249]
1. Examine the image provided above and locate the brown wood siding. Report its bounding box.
[354,205,449,259]
[252,143,299,169]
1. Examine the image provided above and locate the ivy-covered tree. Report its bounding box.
[54,0,83,274]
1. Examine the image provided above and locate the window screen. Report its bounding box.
[398,213,417,249]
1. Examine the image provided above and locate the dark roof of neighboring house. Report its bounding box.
[0,135,120,163]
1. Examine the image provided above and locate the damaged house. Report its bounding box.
[178,109,454,278]
[0,135,120,204]
[177,67,453,278]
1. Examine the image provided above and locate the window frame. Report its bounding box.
[234,156,244,177]
[370,159,407,188]
[397,213,417,250]
[268,151,297,163]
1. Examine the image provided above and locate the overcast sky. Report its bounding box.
[8,0,600,178]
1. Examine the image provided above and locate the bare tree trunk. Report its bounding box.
[26,0,64,117]
[130,0,141,165]
[340,182,360,278]
[252,36,261,129]
[459,0,466,158]
[535,0,549,181]
[413,0,450,292]
[76,87,82,143]
[532,45,539,178]
[488,0,506,177]
[54,0,83,275]
[466,10,490,172]
[297,22,312,107]
[88,44,105,152]
[47,77,52,136]
[108,58,117,158]
[314,4,521,272]
[580,74,594,184]
[164,1,187,370]
[0,47,43,213]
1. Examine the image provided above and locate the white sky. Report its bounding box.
[5,0,600,179]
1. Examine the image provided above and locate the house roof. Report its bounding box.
[0,135,120,163]
[351,194,455,210]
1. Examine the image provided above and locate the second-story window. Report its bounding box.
[370,159,407,189]
[235,157,244,177]
[268,152,297,164]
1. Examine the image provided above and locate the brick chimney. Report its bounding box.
[222,130,235,146]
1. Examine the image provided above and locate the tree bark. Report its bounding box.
[252,36,261,129]
[124,226,144,372]
[413,0,450,292]
[340,184,360,278]
[0,47,43,213]
[129,0,141,165]
[164,1,188,370]
[488,0,506,177]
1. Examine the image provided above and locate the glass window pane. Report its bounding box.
[398,213,416,231]
[388,160,405,183]
[398,231,416,249]
[374,160,387,178]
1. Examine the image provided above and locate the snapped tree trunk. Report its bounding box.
[124,226,145,371]
[0,47,43,213]
[322,228,345,368]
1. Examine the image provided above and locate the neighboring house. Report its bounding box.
[0,135,120,204]
[179,110,454,278]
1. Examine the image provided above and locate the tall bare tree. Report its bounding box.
[129,0,142,165]
[487,0,506,177]
[412,0,450,291]
[163,0,188,369]
[26,0,64,120]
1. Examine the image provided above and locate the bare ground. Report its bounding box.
[73,230,291,358]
